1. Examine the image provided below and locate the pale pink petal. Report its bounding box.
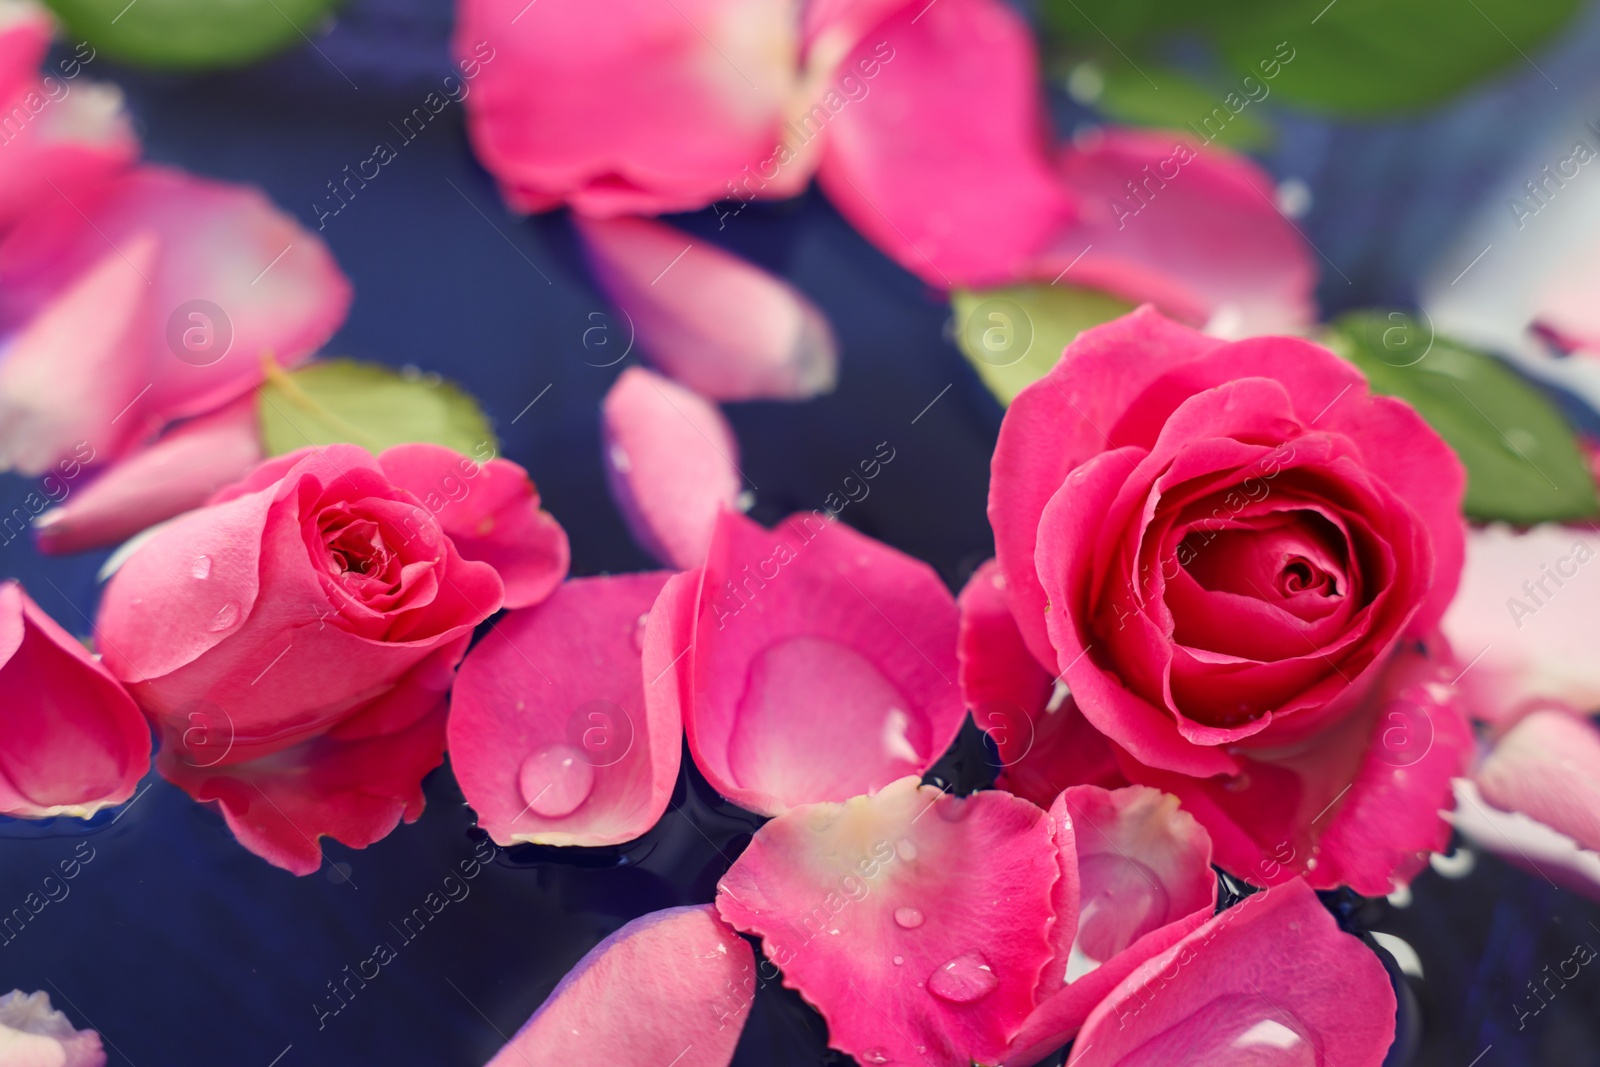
[1035,129,1316,335]
[815,0,1076,288]
[378,443,569,610]
[1065,880,1395,1067]
[34,395,263,555]
[0,166,351,463]
[684,509,964,814]
[1450,777,1600,902]
[0,581,150,818]
[489,905,755,1067]
[0,78,137,233]
[455,0,803,215]
[575,215,837,400]
[602,366,741,568]
[448,572,678,846]
[1533,239,1600,353]
[1476,707,1600,855]
[0,989,106,1067]
[716,777,1059,1067]
[1441,523,1600,723]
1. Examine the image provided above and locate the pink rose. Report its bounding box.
[94,443,569,873]
[969,307,1471,893]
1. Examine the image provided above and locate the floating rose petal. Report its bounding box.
[449,572,678,846]
[1450,777,1600,902]
[717,777,1058,1067]
[1476,707,1600,856]
[0,1,52,108]
[378,443,570,610]
[487,905,755,1067]
[575,215,837,401]
[0,581,149,819]
[0,77,137,233]
[602,366,741,569]
[35,395,263,555]
[455,0,803,216]
[679,509,964,815]
[0,989,106,1067]
[1066,878,1394,1066]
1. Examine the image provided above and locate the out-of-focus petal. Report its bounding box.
[1450,777,1600,902]
[487,905,755,1067]
[0,0,52,106]
[0,166,351,465]
[0,989,106,1067]
[0,580,150,818]
[34,395,263,555]
[0,78,138,232]
[448,573,678,847]
[602,365,741,569]
[1441,523,1600,723]
[1476,707,1600,855]
[575,215,837,401]
[455,0,803,216]
[1065,879,1395,1067]
[815,0,1076,289]
[717,777,1059,1067]
[1036,129,1316,336]
[378,442,569,610]
[683,509,964,815]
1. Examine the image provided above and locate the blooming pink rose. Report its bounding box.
[0,989,106,1067]
[0,581,149,818]
[971,307,1471,893]
[94,443,569,873]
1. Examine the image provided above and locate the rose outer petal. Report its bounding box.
[0,989,107,1067]
[487,905,755,1067]
[684,510,965,815]
[0,581,150,818]
[716,777,1059,1067]
[1064,879,1395,1067]
[448,572,679,847]
[1476,707,1600,857]
[602,366,742,569]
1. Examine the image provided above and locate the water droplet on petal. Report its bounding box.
[861,1050,890,1064]
[631,613,649,653]
[519,744,595,817]
[190,555,211,580]
[207,601,239,632]
[893,907,924,929]
[927,951,997,1003]
[895,838,919,862]
[892,955,904,966]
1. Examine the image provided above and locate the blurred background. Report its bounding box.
[3,0,1600,1063]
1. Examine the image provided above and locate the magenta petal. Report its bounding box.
[602,366,742,568]
[0,3,51,108]
[815,0,1075,288]
[576,215,837,400]
[34,395,264,555]
[448,572,678,846]
[489,905,754,1067]
[0,581,150,818]
[1066,879,1394,1066]
[717,778,1059,1067]
[377,443,569,610]
[1477,707,1600,856]
[0,77,137,234]
[0,989,107,1067]
[684,510,965,814]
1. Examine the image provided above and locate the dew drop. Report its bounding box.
[518,744,595,818]
[892,955,904,966]
[893,907,925,929]
[860,1051,890,1064]
[190,555,212,580]
[927,951,998,1003]
[632,613,649,654]
[207,601,240,632]
[895,838,919,862]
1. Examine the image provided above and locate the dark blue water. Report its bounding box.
[3,1,1600,1063]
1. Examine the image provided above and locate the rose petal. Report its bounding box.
[602,366,742,568]
[575,215,837,401]
[1476,707,1600,855]
[448,572,679,846]
[156,639,461,875]
[0,77,137,234]
[0,2,52,108]
[0,581,150,818]
[814,0,1076,288]
[1064,879,1395,1067]
[683,509,964,814]
[488,905,755,1067]
[1441,523,1600,723]
[0,989,106,1067]
[455,0,803,215]
[0,166,351,462]
[1450,777,1600,903]
[378,442,569,610]
[716,777,1058,1067]
[34,395,264,555]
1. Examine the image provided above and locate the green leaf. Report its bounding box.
[1069,60,1271,151]
[258,359,497,460]
[45,0,342,71]
[1327,312,1599,523]
[1207,0,1584,115]
[951,285,1134,406]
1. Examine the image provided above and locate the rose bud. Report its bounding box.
[94,443,569,874]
